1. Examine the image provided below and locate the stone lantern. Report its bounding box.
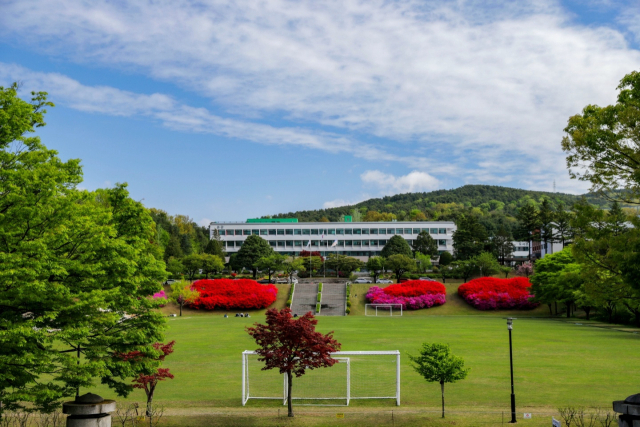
[62,393,116,427]
[613,393,640,427]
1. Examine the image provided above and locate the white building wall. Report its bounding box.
[210,221,456,261]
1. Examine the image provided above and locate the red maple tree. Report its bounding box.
[246,308,341,417]
[130,341,176,416]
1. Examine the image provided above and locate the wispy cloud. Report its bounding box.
[361,170,440,194]
[1,0,639,192]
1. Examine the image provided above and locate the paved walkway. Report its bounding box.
[319,283,346,316]
[290,283,319,316]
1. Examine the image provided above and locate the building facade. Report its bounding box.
[209,219,456,261]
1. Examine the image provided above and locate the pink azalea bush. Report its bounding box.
[152,290,168,307]
[366,280,446,310]
[458,277,538,310]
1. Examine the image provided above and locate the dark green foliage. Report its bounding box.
[438,252,453,266]
[413,231,438,257]
[381,235,413,258]
[452,215,489,260]
[235,235,274,278]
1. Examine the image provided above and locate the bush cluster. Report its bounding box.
[457,277,538,310]
[188,279,277,310]
[366,280,446,310]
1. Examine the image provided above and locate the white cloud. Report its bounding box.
[361,170,440,194]
[1,0,640,189]
[323,199,361,209]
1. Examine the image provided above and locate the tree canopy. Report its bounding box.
[381,235,413,258]
[235,235,274,278]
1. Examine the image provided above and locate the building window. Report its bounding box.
[294,241,302,246]
[302,229,311,235]
[312,240,319,246]
[277,241,285,247]
[252,230,259,235]
[286,229,293,235]
[345,240,353,246]
[235,230,243,235]
[387,229,395,234]
[361,229,369,235]
[345,229,353,235]
[269,241,276,247]
[311,229,319,235]
[362,240,369,246]
[379,239,387,245]
[236,241,243,247]
[430,228,438,234]
[277,229,284,235]
[268,229,276,235]
[353,240,362,246]
[260,229,268,235]
[439,240,446,246]
[404,228,412,234]
[353,229,361,235]
[370,229,378,235]
[294,229,301,235]
[396,229,403,234]
[379,228,386,234]
[338,240,344,246]
[439,228,446,234]
[243,229,251,235]
[337,229,344,235]
[413,228,420,234]
[422,228,429,232]
[329,229,336,235]
[286,241,293,247]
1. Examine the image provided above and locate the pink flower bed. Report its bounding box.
[366,280,446,310]
[457,277,538,310]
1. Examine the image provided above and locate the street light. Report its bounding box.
[506,318,517,423]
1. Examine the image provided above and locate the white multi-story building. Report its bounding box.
[209,219,456,261]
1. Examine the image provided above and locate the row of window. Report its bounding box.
[216,227,449,236]
[224,239,449,248]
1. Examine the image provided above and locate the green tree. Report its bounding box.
[168,280,199,316]
[562,70,640,202]
[381,235,413,258]
[386,254,416,282]
[281,257,306,283]
[516,204,539,261]
[200,254,225,278]
[530,248,580,316]
[452,215,489,260]
[437,252,453,283]
[0,85,167,413]
[409,343,470,418]
[254,254,286,282]
[182,254,203,280]
[204,229,226,258]
[166,257,185,278]
[451,260,476,283]
[235,235,274,279]
[415,252,433,274]
[472,252,501,277]
[164,233,183,261]
[412,231,438,257]
[491,226,514,265]
[365,256,385,283]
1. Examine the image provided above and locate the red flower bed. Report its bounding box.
[188,279,277,310]
[366,280,446,310]
[457,277,538,310]
[383,281,446,297]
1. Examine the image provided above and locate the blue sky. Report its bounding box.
[1,0,640,224]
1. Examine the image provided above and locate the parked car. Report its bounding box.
[164,279,178,285]
[419,277,436,281]
[376,279,393,284]
[354,278,372,284]
[275,278,288,284]
[257,279,275,284]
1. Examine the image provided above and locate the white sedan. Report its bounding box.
[376,279,393,284]
[353,278,373,284]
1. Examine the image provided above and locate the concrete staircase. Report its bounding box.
[289,283,319,316]
[289,282,346,316]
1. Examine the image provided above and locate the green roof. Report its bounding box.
[246,218,299,223]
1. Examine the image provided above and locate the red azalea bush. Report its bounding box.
[366,280,446,310]
[458,277,538,310]
[189,279,277,310]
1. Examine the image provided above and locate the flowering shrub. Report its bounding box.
[458,277,538,310]
[152,290,167,307]
[366,280,446,310]
[188,279,277,310]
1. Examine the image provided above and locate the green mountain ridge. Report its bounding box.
[267,184,609,237]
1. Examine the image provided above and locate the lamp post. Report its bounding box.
[507,318,517,423]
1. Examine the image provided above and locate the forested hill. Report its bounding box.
[267,185,607,236]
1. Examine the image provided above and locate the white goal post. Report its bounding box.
[365,304,403,316]
[242,350,400,406]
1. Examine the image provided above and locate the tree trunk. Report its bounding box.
[566,302,571,318]
[253,269,257,279]
[547,304,552,315]
[287,371,294,417]
[584,307,591,321]
[146,394,153,417]
[440,381,445,418]
[179,302,183,317]
[554,301,557,315]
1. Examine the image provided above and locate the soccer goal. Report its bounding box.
[365,304,403,316]
[241,350,400,406]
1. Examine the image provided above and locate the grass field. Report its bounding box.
[99,280,638,426]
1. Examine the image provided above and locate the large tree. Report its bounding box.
[0,85,167,413]
[281,256,306,283]
[452,215,489,260]
[562,70,640,203]
[203,229,226,259]
[254,253,286,282]
[381,235,413,258]
[235,235,274,278]
[491,226,514,265]
[246,308,341,417]
[412,231,438,257]
[409,343,469,418]
[386,254,416,282]
[200,254,225,278]
[516,204,539,261]
[365,256,385,283]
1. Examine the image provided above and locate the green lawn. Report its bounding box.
[93,281,638,426]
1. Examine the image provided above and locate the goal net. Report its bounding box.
[365,304,403,316]
[242,351,400,406]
